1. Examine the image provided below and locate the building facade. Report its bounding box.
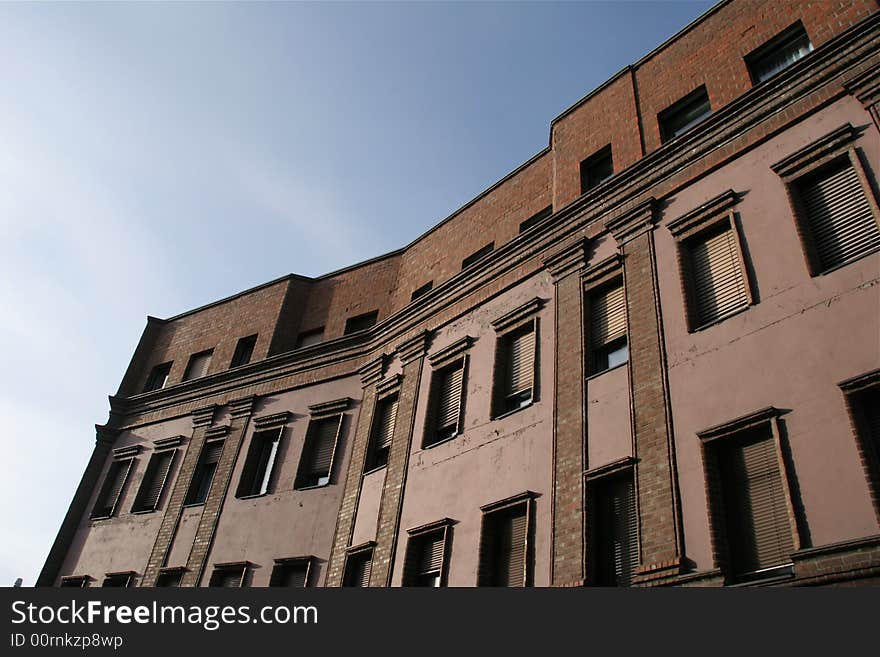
[40,0,880,588]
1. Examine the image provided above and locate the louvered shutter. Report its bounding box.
[184,351,213,381]
[211,568,244,587]
[480,504,528,587]
[91,459,133,518]
[346,552,372,587]
[271,563,308,587]
[375,397,398,451]
[690,225,749,325]
[594,474,638,586]
[799,161,880,271]
[437,364,464,432]
[418,531,446,575]
[862,390,880,454]
[203,440,224,465]
[507,326,535,397]
[134,450,175,512]
[591,284,627,347]
[298,416,341,487]
[720,430,794,576]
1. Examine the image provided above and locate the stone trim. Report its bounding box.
[358,354,387,387]
[605,198,658,245]
[112,445,141,459]
[544,238,588,281]
[396,330,432,365]
[491,297,544,332]
[427,336,474,367]
[192,406,216,428]
[376,374,403,397]
[581,254,623,291]
[154,436,186,449]
[252,411,290,431]
[666,189,739,238]
[771,123,861,180]
[307,398,352,418]
[204,425,229,439]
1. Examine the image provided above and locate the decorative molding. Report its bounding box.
[112,445,141,459]
[697,406,785,443]
[308,397,352,417]
[838,368,880,393]
[584,456,636,481]
[205,424,230,439]
[543,238,588,281]
[358,354,387,387]
[94,424,120,446]
[396,330,433,365]
[154,435,186,449]
[491,297,544,332]
[229,396,256,419]
[192,406,217,428]
[406,517,456,535]
[480,490,537,513]
[771,123,860,179]
[604,197,658,245]
[844,61,880,106]
[581,254,623,289]
[273,555,315,564]
[252,411,291,430]
[428,336,474,367]
[345,540,376,554]
[667,189,739,238]
[376,373,403,396]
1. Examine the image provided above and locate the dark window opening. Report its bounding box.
[746,22,812,84]
[589,472,638,586]
[270,559,311,587]
[659,86,711,143]
[90,459,133,519]
[60,576,89,588]
[580,145,614,193]
[209,564,247,588]
[230,334,258,368]
[493,323,536,417]
[295,416,342,489]
[403,528,448,587]
[365,395,398,472]
[182,349,213,381]
[131,449,176,513]
[423,360,465,448]
[184,440,225,505]
[519,206,553,234]
[461,243,494,270]
[478,501,530,587]
[344,310,378,335]
[236,428,282,497]
[155,569,184,588]
[102,573,134,587]
[343,548,373,587]
[295,327,325,349]
[410,281,433,302]
[143,362,172,393]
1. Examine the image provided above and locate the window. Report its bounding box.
[519,206,553,234]
[423,359,465,448]
[588,470,638,586]
[344,310,378,334]
[230,334,257,368]
[580,145,613,193]
[270,558,312,587]
[342,545,374,587]
[143,362,172,392]
[403,522,451,587]
[90,458,134,519]
[102,572,134,587]
[792,157,880,273]
[842,371,880,514]
[182,349,213,381]
[184,439,225,505]
[410,281,433,302]
[155,568,184,587]
[60,576,89,588]
[478,494,533,587]
[295,327,324,349]
[209,563,248,588]
[746,22,812,84]
[659,86,711,143]
[295,415,342,489]
[701,410,796,583]
[365,394,398,472]
[461,242,494,269]
[493,321,537,416]
[131,449,176,513]
[588,280,627,375]
[236,428,282,497]
[685,223,750,327]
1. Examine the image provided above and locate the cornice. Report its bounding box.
[491,297,545,332]
[228,395,256,419]
[428,336,474,367]
[604,197,658,245]
[308,397,352,417]
[252,411,291,430]
[770,123,861,179]
[112,445,141,459]
[697,406,785,442]
[376,373,403,397]
[396,330,433,365]
[667,189,739,237]
[581,254,623,289]
[191,406,217,428]
[154,435,186,449]
[205,425,230,439]
[358,354,387,387]
[95,424,121,446]
[543,238,589,281]
[844,60,880,106]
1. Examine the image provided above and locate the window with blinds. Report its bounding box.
[494,323,537,416]
[659,86,711,143]
[424,360,465,447]
[230,334,257,368]
[478,501,530,587]
[90,458,134,519]
[209,564,247,588]
[795,157,880,273]
[343,548,373,587]
[143,361,172,392]
[182,349,213,382]
[184,439,225,505]
[403,527,448,587]
[236,428,282,497]
[295,415,342,489]
[589,280,628,375]
[591,472,639,587]
[131,449,176,513]
[270,559,311,587]
[853,386,880,487]
[746,22,812,85]
[687,223,750,327]
[60,576,89,588]
[102,572,134,587]
[155,569,184,587]
[365,394,398,472]
[714,425,794,581]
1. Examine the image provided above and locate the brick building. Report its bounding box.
[39,0,880,588]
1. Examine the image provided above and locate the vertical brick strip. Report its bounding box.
[36,425,118,586]
[325,355,386,586]
[140,405,217,586]
[181,396,255,587]
[369,332,430,587]
[606,200,684,583]
[544,240,588,587]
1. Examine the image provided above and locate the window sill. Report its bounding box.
[812,246,880,278]
[586,361,628,382]
[89,515,114,522]
[130,509,158,516]
[727,563,794,587]
[492,400,535,422]
[236,492,269,501]
[181,502,206,509]
[294,482,331,492]
[422,433,460,451]
[689,303,751,333]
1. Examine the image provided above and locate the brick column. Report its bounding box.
[368,331,431,586]
[36,425,119,586]
[845,60,880,131]
[544,239,589,587]
[325,355,387,586]
[606,199,684,584]
[181,396,255,587]
[141,405,217,586]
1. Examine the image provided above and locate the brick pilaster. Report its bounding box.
[369,331,431,586]
[36,425,119,586]
[606,199,684,583]
[181,396,255,586]
[325,355,387,586]
[140,405,217,586]
[544,239,589,587]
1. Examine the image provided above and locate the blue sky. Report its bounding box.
[0,0,714,586]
